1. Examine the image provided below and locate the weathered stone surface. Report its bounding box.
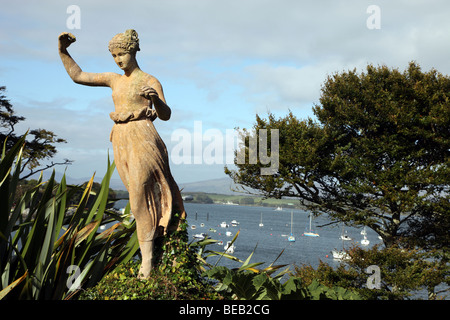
[59,29,186,278]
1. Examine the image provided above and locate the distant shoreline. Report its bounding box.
[112,191,306,210]
[180,191,306,209]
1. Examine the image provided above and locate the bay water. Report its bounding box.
[184,202,381,271]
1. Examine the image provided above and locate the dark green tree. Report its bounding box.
[226,62,449,251]
[0,86,72,179]
[294,244,449,300]
[195,194,214,204]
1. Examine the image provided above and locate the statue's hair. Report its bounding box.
[108,29,140,53]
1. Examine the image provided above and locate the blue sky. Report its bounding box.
[1,0,450,187]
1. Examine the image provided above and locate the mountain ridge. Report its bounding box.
[27,171,253,195]
[179,177,251,195]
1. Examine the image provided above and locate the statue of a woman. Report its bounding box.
[58,30,186,278]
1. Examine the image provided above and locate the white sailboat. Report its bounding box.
[361,227,370,245]
[361,235,370,246]
[288,211,295,242]
[333,224,351,260]
[303,214,319,237]
[361,227,370,246]
[259,212,264,227]
[340,225,352,241]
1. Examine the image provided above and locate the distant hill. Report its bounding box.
[179,177,258,195]
[27,171,257,195]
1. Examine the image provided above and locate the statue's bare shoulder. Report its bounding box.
[141,72,166,102]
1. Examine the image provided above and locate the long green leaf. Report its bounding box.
[20,171,56,270]
[67,174,95,230]
[0,135,26,238]
[0,271,28,300]
[86,158,115,225]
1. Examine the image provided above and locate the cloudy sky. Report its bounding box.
[1,0,450,187]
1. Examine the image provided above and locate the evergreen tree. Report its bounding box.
[226,62,450,251]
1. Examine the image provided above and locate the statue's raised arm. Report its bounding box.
[58,32,117,87]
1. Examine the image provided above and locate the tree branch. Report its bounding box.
[20,159,73,180]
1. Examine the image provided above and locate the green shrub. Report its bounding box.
[79,220,225,300]
[79,260,223,300]
[204,265,361,300]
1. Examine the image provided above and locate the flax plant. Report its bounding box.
[0,135,139,299]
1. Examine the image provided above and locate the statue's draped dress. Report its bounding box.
[109,104,186,238]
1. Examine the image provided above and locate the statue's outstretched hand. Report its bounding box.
[58,32,76,51]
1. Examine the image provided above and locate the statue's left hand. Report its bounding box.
[140,86,159,100]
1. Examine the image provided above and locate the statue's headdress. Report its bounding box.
[108,29,140,53]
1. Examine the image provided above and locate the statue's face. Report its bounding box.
[110,47,133,71]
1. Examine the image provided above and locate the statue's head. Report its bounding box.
[108,29,140,54]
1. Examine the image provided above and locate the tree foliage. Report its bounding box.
[294,244,449,300]
[0,86,72,180]
[226,62,449,251]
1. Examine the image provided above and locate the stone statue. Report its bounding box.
[58,30,186,278]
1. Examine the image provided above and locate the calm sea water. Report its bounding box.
[184,202,381,271]
[113,200,447,299]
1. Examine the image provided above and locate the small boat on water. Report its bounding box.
[231,219,239,226]
[193,233,209,240]
[288,211,295,242]
[224,241,235,253]
[226,231,233,237]
[332,224,351,260]
[191,225,196,230]
[332,249,350,261]
[360,227,370,245]
[361,235,370,245]
[303,214,319,237]
[220,221,228,228]
[340,234,352,241]
[259,212,264,227]
[340,225,352,240]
